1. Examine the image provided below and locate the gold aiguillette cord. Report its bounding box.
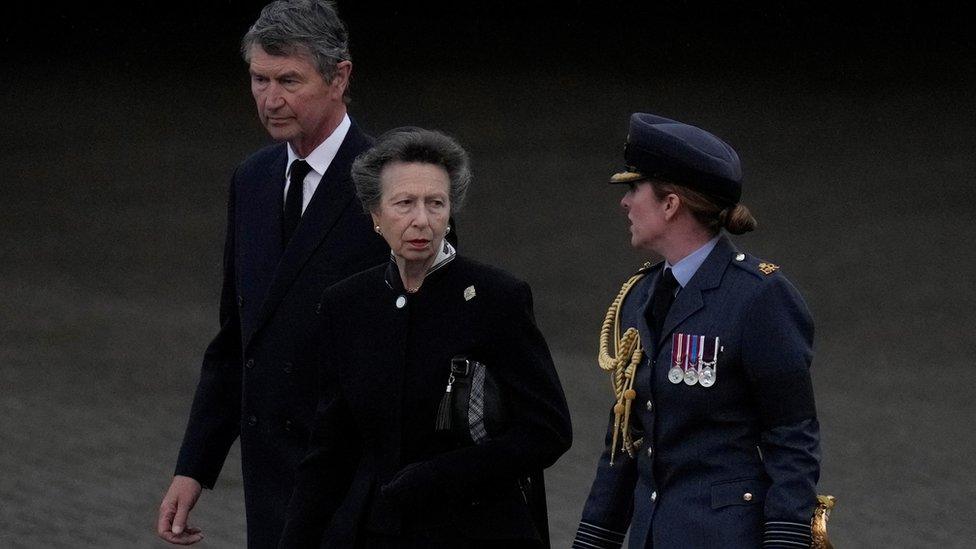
[598,272,646,465]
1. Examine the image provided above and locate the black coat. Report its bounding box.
[174,123,390,548]
[279,256,573,548]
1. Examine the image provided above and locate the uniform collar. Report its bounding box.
[665,234,721,288]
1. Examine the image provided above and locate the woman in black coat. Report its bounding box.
[279,128,572,549]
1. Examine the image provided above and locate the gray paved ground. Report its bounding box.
[3,6,976,548]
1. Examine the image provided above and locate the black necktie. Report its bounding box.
[283,160,313,246]
[647,267,679,338]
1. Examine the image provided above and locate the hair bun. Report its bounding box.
[723,203,758,234]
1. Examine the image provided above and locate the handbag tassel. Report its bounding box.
[435,373,455,431]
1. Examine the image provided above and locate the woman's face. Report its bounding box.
[620,181,668,252]
[372,161,451,265]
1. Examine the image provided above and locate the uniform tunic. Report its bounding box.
[575,236,820,549]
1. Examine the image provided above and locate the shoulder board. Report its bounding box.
[635,260,661,275]
[729,252,781,278]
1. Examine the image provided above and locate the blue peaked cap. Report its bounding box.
[610,113,743,205]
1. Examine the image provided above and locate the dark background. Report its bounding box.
[2,2,974,547]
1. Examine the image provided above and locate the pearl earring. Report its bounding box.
[374,225,382,235]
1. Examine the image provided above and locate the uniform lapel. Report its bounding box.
[244,124,371,348]
[657,236,736,346]
[628,267,659,356]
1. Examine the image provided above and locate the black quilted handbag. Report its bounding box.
[435,354,505,444]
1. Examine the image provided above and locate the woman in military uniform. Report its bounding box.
[279,128,572,548]
[573,113,821,549]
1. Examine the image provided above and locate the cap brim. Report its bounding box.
[609,170,647,184]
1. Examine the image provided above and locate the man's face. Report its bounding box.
[248,45,349,156]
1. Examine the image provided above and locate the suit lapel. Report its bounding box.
[657,236,736,346]
[244,124,372,348]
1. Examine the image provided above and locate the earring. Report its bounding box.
[374,225,382,235]
[445,225,451,234]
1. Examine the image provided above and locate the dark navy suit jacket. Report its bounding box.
[575,236,820,549]
[174,123,390,548]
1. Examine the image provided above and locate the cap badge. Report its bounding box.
[758,262,780,275]
[464,285,476,301]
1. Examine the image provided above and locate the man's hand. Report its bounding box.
[157,475,204,545]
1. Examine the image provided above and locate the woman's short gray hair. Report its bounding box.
[241,0,350,83]
[352,128,472,214]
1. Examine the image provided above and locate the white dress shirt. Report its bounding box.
[284,113,351,214]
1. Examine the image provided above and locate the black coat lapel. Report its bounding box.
[237,145,287,342]
[244,124,372,347]
[658,236,736,346]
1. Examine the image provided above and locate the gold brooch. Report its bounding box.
[758,262,779,275]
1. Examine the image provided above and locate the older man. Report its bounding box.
[155,1,389,546]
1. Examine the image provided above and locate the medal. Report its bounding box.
[668,367,685,384]
[699,336,720,387]
[699,367,715,387]
[668,333,684,384]
[683,335,701,385]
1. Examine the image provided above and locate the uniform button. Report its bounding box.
[395,295,407,308]
[283,362,294,374]
[247,415,258,427]
[743,492,753,502]
[735,253,746,261]
[245,359,255,369]
[645,400,653,411]
[650,491,657,502]
[647,447,654,457]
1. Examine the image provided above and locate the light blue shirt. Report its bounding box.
[665,235,721,289]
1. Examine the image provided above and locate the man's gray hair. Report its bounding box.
[352,128,472,214]
[241,0,350,83]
